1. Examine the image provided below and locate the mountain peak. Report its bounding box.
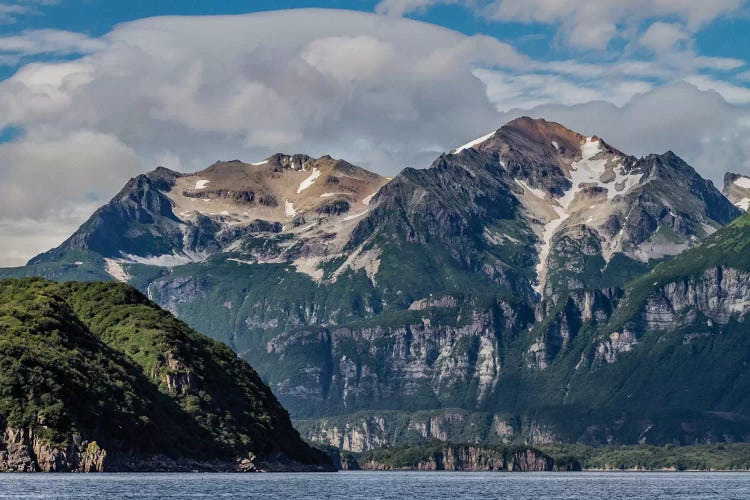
[450,117,619,161]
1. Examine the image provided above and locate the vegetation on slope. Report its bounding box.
[0,278,330,469]
[610,211,750,329]
[355,442,750,471]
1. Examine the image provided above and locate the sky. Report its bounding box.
[1,0,750,266]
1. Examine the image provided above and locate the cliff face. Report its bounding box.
[0,428,106,472]
[360,444,554,471]
[636,267,750,332]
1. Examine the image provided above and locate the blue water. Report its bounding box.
[0,471,748,499]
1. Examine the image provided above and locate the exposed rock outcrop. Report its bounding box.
[0,428,107,472]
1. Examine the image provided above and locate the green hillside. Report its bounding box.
[0,278,331,471]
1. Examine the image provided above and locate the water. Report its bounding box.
[0,471,749,499]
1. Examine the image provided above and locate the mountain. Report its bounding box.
[0,278,332,472]
[3,117,748,450]
[723,172,750,211]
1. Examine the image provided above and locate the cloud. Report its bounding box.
[684,74,750,104]
[483,0,746,49]
[475,68,653,108]
[0,29,106,63]
[0,130,142,266]
[375,0,460,17]
[0,9,525,173]
[0,0,58,24]
[639,22,690,54]
[0,4,27,24]
[375,0,747,52]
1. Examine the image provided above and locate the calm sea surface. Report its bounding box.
[0,471,749,499]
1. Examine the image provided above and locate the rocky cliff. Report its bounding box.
[0,428,106,472]
[359,444,556,471]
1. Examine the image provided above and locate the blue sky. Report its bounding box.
[0,0,750,264]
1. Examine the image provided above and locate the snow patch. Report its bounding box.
[453,130,495,154]
[552,141,559,151]
[297,167,321,193]
[251,159,269,166]
[228,257,255,265]
[320,192,338,198]
[284,200,297,218]
[194,179,210,190]
[533,137,642,295]
[342,209,368,221]
[734,177,750,189]
[516,179,547,200]
[295,222,317,232]
[122,251,207,267]
[104,258,130,283]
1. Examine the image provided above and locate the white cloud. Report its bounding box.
[476,68,653,108]
[375,0,460,17]
[0,9,525,175]
[0,0,58,24]
[0,29,106,63]
[0,4,27,24]
[0,130,142,266]
[483,0,746,49]
[302,36,396,82]
[684,74,750,104]
[375,0,747,53]
[639,22,690,54]
[0,131,141,219]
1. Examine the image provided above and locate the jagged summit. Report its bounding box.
[445,117,735,294]
[30,153,389,277]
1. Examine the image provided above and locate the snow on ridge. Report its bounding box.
[122,251,207,267]
[734,176,750,189]
[297,167,321,193]
[195,179,210,190]
[285,200,297,218]
[342,209,368,221]
[533,137,642,295]
[453,131,495,154]
[250,159,269,166]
